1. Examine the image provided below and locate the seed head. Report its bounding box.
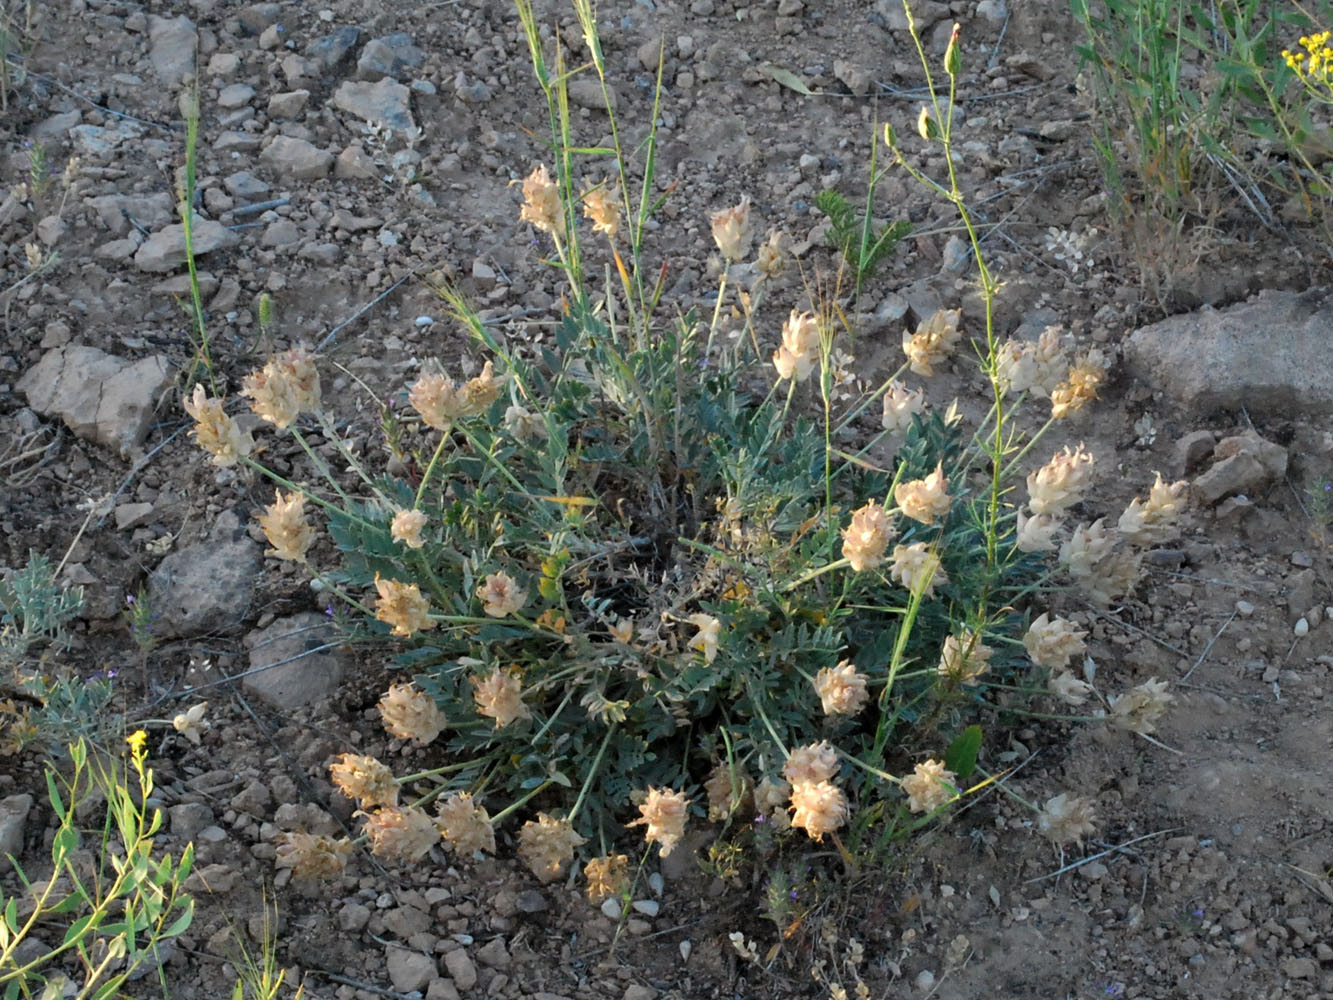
[183,385,253,467]
[373,575,434,638]
[789,779,848,841]
[1023,613,1087,671]
[520,164,565,238]
[434,792,496,856]
[813,661,870,716]
[889,542,948,599]
[257,490,315,562]
[842,501,895,572]
[710,194,752,262]
[378,682,446,744]
[360,806,438,862]
[391,508,428,550]
[1036,792,1097,846]
[628,786,689,857]
[901,759,957,814]
[330,753,399,809]
[782,741,838,785]
[1027,444,1096,515]
[471,666,532,728]
[895,462,951,525]
[518,813,585,883]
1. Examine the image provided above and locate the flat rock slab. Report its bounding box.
[149,509,261,638]
[331,78,416,133]
[1123,287,1333,417]
[243,612,349,708]
[134,219,239,272]
[260,135,334,179]
[17,345,172,457]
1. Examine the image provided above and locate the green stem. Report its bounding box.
[568,723,618,822]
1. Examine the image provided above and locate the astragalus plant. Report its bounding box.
[180,0,1185,892]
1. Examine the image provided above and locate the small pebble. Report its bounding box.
[1235,600,1255,617]
[414,315,435,327]
[679,940,691,962]
[1295,617,1310,636]
[601,898,622,919]
[648,872,664,896]
[631,899,659,917]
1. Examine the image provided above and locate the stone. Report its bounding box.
[306,26,361,70]
[338,902,371,932]
[475,937,511,970]
[267,89,310,118]
[331,78,415,132]
[833,58,873,96]
[385,948,435,994]
[1213,431,1287,478]
[426,981,462,1000]
[30,110,82,139]
[223,171,271,199]
[1193,454,1268,505]
[356,33,426,81]
[114,502,155,531]
[1124,288,1333,418]
[151,273,219,298]
[567,76,616,112]
[1281,956,1317,979]
[260,136,334,179]
[217,83,254,108]
[976,0,1007,23]
[623,986,658,1000]
[258,24,283,50]
[17,345,172,457]
[230,780,271,817]
[335,143,378,179]
[149,509,262,638]
[1173,429,1217,477]
[183,862,237,895]
[262,220,302,248]
[169,802,216,839]
[71,123,142,157]
[148,15,197,86]
[238,3,282,34]
[207,52,241,77]
[87,192,174,235]
[134,219,239,272]
[443,949,477,990]
[242,611,349,709]
[515,889,548,913]
[874,0,946,31]
[0,794,34,871]
[215,131,262,153]
[383,906,431,939]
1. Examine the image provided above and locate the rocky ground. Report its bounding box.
[2,0,1333,998]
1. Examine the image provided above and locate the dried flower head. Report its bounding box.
[754,776,792,829]
[504,404,547,443]
[584,854,630,903]
[520,164,565,238]
[628,786,689,857]
[391,508,428,550]
[1108,677,1174,734]
[1059,520,1140,605]
[373,575,434,638]
[995,339,1040,396]
[704,762,753,821]
[783,741,838,785]
[477,571,526,618]
[1118,473,1189,546]
[937,629,993,685]
[813,661,870,716]
[789,779,848,841]
[773,309,821,382]
[1037,792,1097,845]
[408,372,462,432]
[275,831,354,879]
[24,242,42,271]
[172,702,209,745]
[881,381,926,435]
[1032,326,1070,396]
[901,759,958,814]
[895,462,951,525]
[1050,348,1107,419]
[1016,509,1062,553]
[276,345,321,413]
[434,792,496,856]
[688,613,722,664]
[581,182,620,239]
[1023,613,1087,671]
[756,230,787,277]
[361,806,438,862]
[471,666,532,728]
[903,309,962,377]
[184,385,253,467]
[1049,670,1093,706]
[458,360,501,418]
[330,753,399,809]
[710,194,752,262]
[241,363,300,430]
[378,682,447,744]
[842,501,895,572]
[889,542,948,599]
[1028,444,1096,515]
[518,813,586,883]
[257,490,315,562]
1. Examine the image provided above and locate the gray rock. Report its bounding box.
[17,345,172,457]
[87,192,173,235]
[874,0,946,31]
[267,89,310,118]
[0,793,34,870]
[71,123,142,157]
[976,0,1007,23]
[331,78,415,132]
[338,902,371,932]
[443,949,477,990]
[567,76,616,112]
[134,219,239,272]
[207,52,241,78]
[148,15,197,86]
[356,33,426,81]
[230,780,271,817]
[115,502,155,530]
[149,509,261,637]
[306,26,361,70]
[1124,288,1333,418]
[215,131,262,153]
[260,136,334,179]
[1191,434,1286,504]
[262,220,302,247]
[833,58,873,97]
[383,905,431,939]
[242,612,349,709]
[335,144,378,179]
[151,272,219,298]
[475,936,511,970]
[238,3,282,34]
[280,54,319,85]
[386,949,434,994]
[223,171,271,199]
[217,83,255,108]
[170,802,216,839]
[30,110,82,139]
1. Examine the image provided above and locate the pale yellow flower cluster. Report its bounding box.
[813,661,870,716]
[1023,613,1087,671]
[378,682,447,744]
[183,385,253,466]
[1050,348,1108,419]
[901,759,957,813]
[903,309,962,377]
[628,786,689,857]
[1049,670,1094,706]
[477,571,527,618]
[937,630,993,685]
[1108,677,1173,734]
[783,741,838,785]
[361,805,438,862]
[503,404,547,443]
[1016,510,1062,553]
[373,575,434,638]
[1027,445,1095,515]
[584,853,630,903]
[755,230,787,277]
[995,326,1068,397]
[518,813,586,883]
[889,542,948,598]
[581,183,620,239]
[520,164,564,238]
[710,194,752,262]
[1058,519,1140,605]
[773,310,821,382]
[1117,473,1188,545]
[894,462,951,525]
[434,792,496,856]
[688,613,721,663]
[172,702,209,745]
[1037,792,1097,846]
[704,762,753,821]
[788,778,848,841]
[754,776,791,830]
[330,753,399,809]
[881,381,926,435]
[241,346,322,430]
[257,490,315,562]
[391,508,428,549]
[471,666,532,728]
[275,831,354,879]
[408,361,501,433]
[842,501,895,572]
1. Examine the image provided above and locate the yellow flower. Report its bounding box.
[477,571,527,618]
[373,575,434,638]
[788,779,848,841]
[471,666,532,728]
[627,786,689,857]
[581,183,620,239]
[257,490,315,562]
[894,462,951,525]
[518,813,585,883]
[688,613,722,663]
[390,509,428,549]
[434,792,496,857]
[901,759,957,814]
[584,854,630,903]
[710,194,752,262]
[812,661,870,716]
[519,164,565,238]
[330,753,399,809]
[183,384,253,467]
[126,729,148,758]
[377,683,446,744]
[171,702,209,745]
[842,501,894,572]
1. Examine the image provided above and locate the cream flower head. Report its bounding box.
[1118,473,1189,546]
[782,741,838,785]
[902,308,962,377]
[275,831,354,879]
[378,682,446,744]
[842,501,895,572]
[627,786,689,857]
[754,776,792,829]
[1050,348,1108,419]
[373,575,434,638]
[1108,677,1173,734]
[519,164,564,238]
[581,182,620,239]
[477,570,526,618]
[789,780,848,841]
[1036,792,1097,846]
[471,666,532,728]
[773,309,821,383]
[881,381,926,435]
[518,813,585,883]
[1049,670,1094,706]
[901,759,957,814]
[361,806,438,862]
[895,462,951,525]
[241,362,300,430]
[391,509,428,550]
[995,339,1040,396]
[1027,444,1096,515]
[688,613,722,664]
[710,194,752,262]
[183,385,253,467]
[257,490,315,562]
[330,753,399,809]
[408,372,462,432]
[1016,509,1062,552]
[434,792,496,857]
[937,629,993,685]
[1059,520,1140,605]
[889,542,948,599]
[172,702,209,745]
[813,661,870,716]
[584,854,630,903]
[1023,613,1087,671]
